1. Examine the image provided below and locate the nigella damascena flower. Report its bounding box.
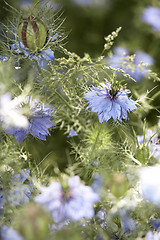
[1,226,24,240]
[67,128,78,138]
[1,169,33,207]
[34,176,99,223]
[141,6,160,31]
[106,47,154,82]
[10,16,55,68]
[4,96,54,144]
[137,129,160,161]
[146,231,160,240]
[139,165,160,206]
[84,83,137,123]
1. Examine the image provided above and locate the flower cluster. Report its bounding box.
[34,176,99,223]
[84,82,137,123]
[4,96,54,144]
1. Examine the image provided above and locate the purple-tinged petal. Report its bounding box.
[41,48,55,61]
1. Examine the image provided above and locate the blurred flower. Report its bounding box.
[34,176,99,223]
[0,93,29,129]
[141,6,160,31]
[72,0,106,7]
[19,0,32,9]
[151,219,160,230]
[91,173,102,194]
[107,47,154,81]
[126,51,154,82]
[120,211,136,232]
[137,129,160,161]
[106,47,129,69]
[0,169,32,207]
[0,56,9,62]
[1,226,24,240]
[10,37,54,68]
[4,96,54,144]
[146,231,160,240]
[84,82,137,123]
[72,0,92,5]
[139,165,160,205]
[67,128,78,138]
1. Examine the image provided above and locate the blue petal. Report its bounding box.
[0,55,9,62]
[41,48,55,61]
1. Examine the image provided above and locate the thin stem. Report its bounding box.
[54,90,73,110]
[91,123,103,154]
[148,90,160,104]
[35,60,86,129]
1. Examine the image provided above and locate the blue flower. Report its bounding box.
[67,128,78,138]
[139,165,160,206]
[106,47,129,69]
[84,83,137,123]
[1,226,24,240]
[0,55,9,62]
[146,231,160,240]
[107,47,154,82]
[34,176,99,223]
[141,6,160,31]
[10,36,55,68]
[0,169,32,207]
[137,129,160,161]
[4,96,54,144]
[151,219,160,230]
[126,51,154,81]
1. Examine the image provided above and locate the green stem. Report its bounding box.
[91,123,103,154]
[35,60,86,129]
[54,90,73,110]
[148,90,160,104]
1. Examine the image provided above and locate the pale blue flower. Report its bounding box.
[139,165,160,206]
[141,6,160,31]
[120,211,136,232]
[1,226,24,240]
[67,129,78,138]
[146,231,160,240]
[84,83,137,123]
[0,169,32,207]
[106,47,129,69]
[10,36,55,68]
[107,47,154,81]
[151,219,160,230]
[0,55,9,62]
[34,176,99,223]
[126,51,154,81]
[137,129,160,161]
[4,96,54,144]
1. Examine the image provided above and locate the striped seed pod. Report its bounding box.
[18,16,47,51]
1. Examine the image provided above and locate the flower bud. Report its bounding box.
[18,16,47,51]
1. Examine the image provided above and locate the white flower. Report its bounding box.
[0,93,28,128]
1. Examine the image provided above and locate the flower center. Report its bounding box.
[109,89,118,99]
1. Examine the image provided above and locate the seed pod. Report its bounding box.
[18,16,47,51]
